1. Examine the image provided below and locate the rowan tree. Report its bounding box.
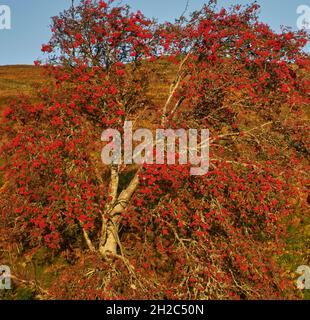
[1,0,309,299]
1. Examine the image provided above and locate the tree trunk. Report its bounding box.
[99,168,140,258]
[99,222,118,256]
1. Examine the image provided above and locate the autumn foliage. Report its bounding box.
[1,0,309,299]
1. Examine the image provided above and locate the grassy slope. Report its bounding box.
[0,65,45,104]
[0,65,309,299]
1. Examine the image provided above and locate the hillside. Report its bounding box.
[0,66,45,105]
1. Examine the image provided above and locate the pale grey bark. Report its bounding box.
[99,167,140,257]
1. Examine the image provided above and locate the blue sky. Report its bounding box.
[0,0,309,65]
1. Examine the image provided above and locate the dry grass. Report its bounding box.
[0,65,46,107]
